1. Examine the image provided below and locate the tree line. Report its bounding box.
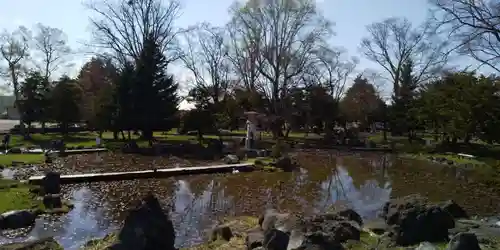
[1,0,500,145]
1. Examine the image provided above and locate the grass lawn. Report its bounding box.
[0,179,37,213]
[402,153,486,166]
[0,154,45,166]
[368,132,500,168]
[0,178,73,215]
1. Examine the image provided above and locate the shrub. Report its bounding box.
[271,140,290,158]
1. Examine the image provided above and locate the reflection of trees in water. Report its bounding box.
[315,161,392,219]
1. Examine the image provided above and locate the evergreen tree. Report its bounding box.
[134,34,179,141]
[390,59,418,137]
[113,62,136,134]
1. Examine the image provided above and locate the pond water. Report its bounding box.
[1,150,500,249]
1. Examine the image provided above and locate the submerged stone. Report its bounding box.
[0,209,37,230]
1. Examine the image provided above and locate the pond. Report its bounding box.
[1,150,500,249]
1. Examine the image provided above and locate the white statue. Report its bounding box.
[245,119,257,149]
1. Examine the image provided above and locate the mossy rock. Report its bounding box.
[82,233,117,250]
[182,216,258,250]
[0,237,63,250]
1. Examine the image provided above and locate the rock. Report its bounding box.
[7,147,22,154]
[42,171,61,194]
[206,139,224,155]
[245,150,259,158]
[274,156,295,172]
[121,141,139,153]
[259,209,297,232]
[223,154,240,164]
[209,224,233,242]
[446,232,481,250]
[0,209,37,230]
[292,231,344,250]
[381,194,455,246]
[246,227,265,250]
[108,193,175,250]
[441,200,469,219]
[292,213,361,250]
[363,219,387,235]
[0,237,63,249]
[263,228,289,250]
[336,209,363,226]
[416,242,439,250]
[257,150,268,157]
[256,209,363,250]
[43,194,62,209]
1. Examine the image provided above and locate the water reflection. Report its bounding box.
[315,166,391,219]
[0,187,116,249]
[1,152,499,249]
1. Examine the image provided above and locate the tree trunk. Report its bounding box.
[41,122,46,134]
[10,65,25,137]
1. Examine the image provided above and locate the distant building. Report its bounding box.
[0,96,17,119]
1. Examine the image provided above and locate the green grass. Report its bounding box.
[0,180,38,213]
[345,231,449,250]
[0,154,45,166]
[6,128,310,150]
[0,178,73,215]
[402,153,486,166]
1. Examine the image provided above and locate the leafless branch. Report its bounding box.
[86,0,183,65]
[32,23,71,80]
[429,0,500,73]
[228,0,333,115]
[180,23,232,105]
[360,17,448,97]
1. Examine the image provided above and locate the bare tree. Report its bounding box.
[360,17,448,97]
[229,0,333,115]
[226,3,262,92]
[181,23,231,108]
[32,23,71,80]
[429,0,500,73]
[0,26,31,135]
[86,0,183,65]
[314,46,358,102]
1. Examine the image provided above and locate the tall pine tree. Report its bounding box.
[391,59,418,137]
[134,34,179,141]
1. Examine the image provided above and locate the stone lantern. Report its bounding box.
[243,111,259,149]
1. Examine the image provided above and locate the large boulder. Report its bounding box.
[121,141,139,154]
[0,210,38,230]
[208,224,233,242]
[271,156,298,172]
[446,232,481,250]
[380,195,455,246]
[223,154,240,164]
[440,200,468,219]
[292,212,362,249]
[108,193,176,250]
[246,227,265,250]
[253,209,362,250]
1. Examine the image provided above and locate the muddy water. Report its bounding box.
[1,151,500,249]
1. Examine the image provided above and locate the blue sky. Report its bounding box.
[0,0,431,107]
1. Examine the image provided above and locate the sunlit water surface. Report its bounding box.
[0,151,499,249]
